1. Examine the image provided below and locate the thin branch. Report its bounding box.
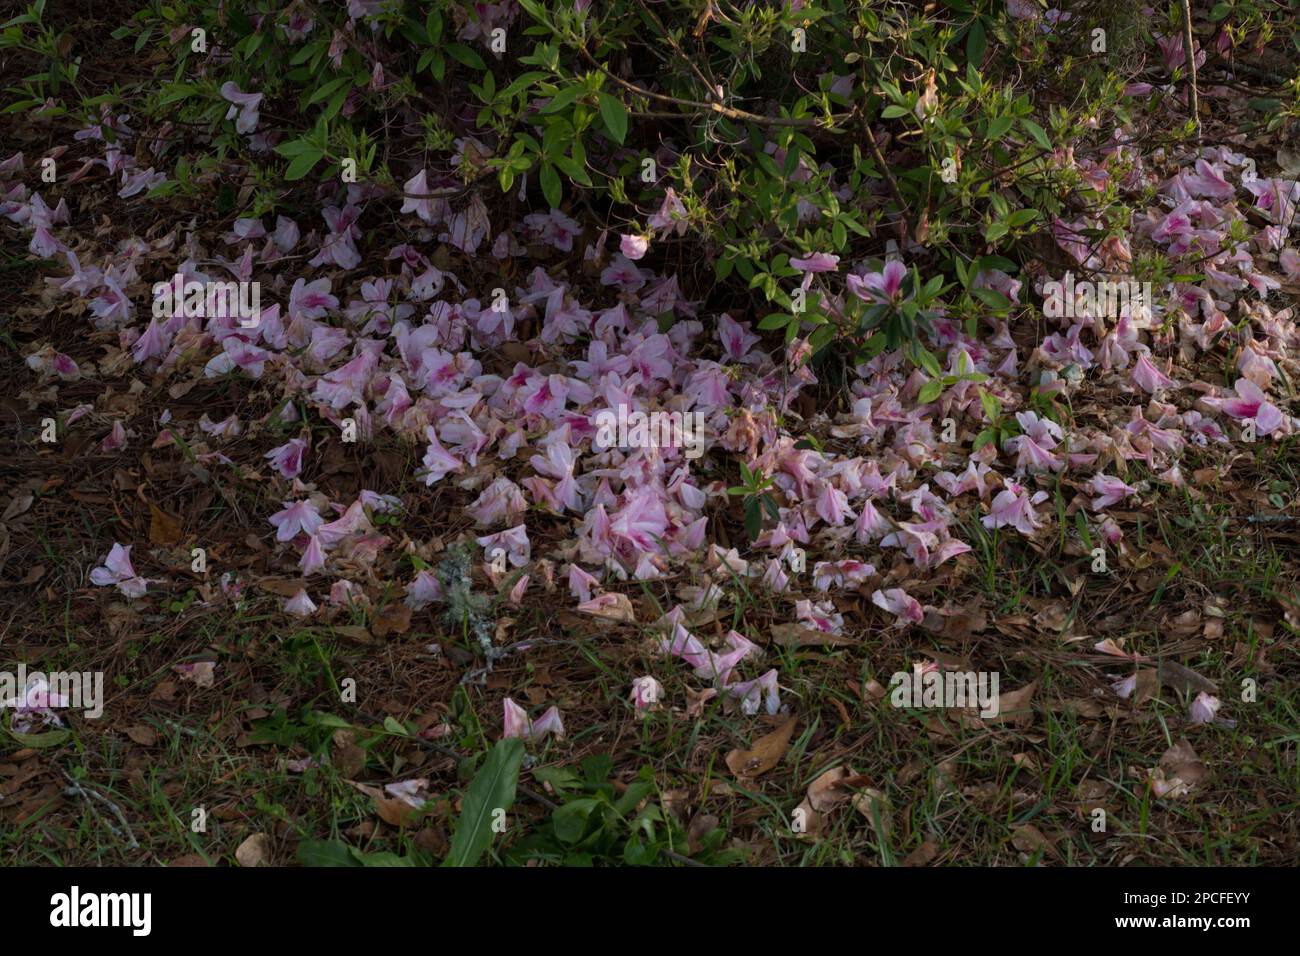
[1180,0,1201,146]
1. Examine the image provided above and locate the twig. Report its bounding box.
[1180,0,1201,146]
[861,111,912,237]
[61,770,139,850]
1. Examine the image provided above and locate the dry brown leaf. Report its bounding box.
[126,725,157,746]
[2,494,33,522]
[902,839,939,866]
[687,813,720,855]
[1147,739,1210,799]
[371,602,412,637]
[852,787,892,844]
[1011,823,1059,860]
[1157,660,1217,695]
[256,577,312,597]
[579,592,636,622]
[771,622,854,648]
[985,681,1038,727]
[725,714,797,779]
[148,503,183,547]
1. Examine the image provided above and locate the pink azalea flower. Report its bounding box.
[1188,692,1220,725]
[477,524,530,567]
[420,426,463,485]
[299,534,327,575]
[1132,352,1176,393]
[265,438,308,479]
[724,668,781,715]
[89,543,149,598]
[400,169,450,225]
[630,676,663,715]
[568,563,600,603]
[599,254,648,291]
[871,588,924,626]
[1220,378,1284,435]
[795,598,843,634]
[717,312,760,361]
[846,259,908,304]
[469,477,527,528]
[101,420,127,452]
[502,698,564,742]
[982,482,1048,535]
[609,488,669,552]
[790,252,839,274]
[1088,473,1137,510]
[220,82,263,134]
[269,499,324,542]
[284,589,318,617]
[647,188,688,236]
[1110,675,1137,699]
[619,233,649,260]
[404,570,443,610]
[288,277,337,320]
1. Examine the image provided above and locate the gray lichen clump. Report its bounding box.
[436,543,501,683]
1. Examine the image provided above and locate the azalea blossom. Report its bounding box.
[630,676,663,715]
[847,259,908,304]
[220,82,263,134]
[871,588,924,626]
[269,499,325,542]
[1188,692,1220,724]
[89,543,149,598]
[265,437,309,479]
[1217,378,1284,435]
[1088,473,1137,510]
[502,698,565,742]
[982,482,1048,535]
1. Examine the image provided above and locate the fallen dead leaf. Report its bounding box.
[1145,739,1210,799]
[1011,823,1059,860]
[902,839,939,866]
[126,725,157,746]
[771,622,854,648]
[725,714,797,779]
[851,787,892,844]
[371,602,412,637]
[148,503,183,547]
[578,592,636,622]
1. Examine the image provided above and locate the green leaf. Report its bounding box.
[442,738,524,867]
[1020,118,1051,152]
[917,379,944,404]
[5,727,70,748]
[541,84,585,114]
[986,115,1012,139]
[539,162,562,207]
[298,839,363,867]
[966,18,986,66]
[598,93,628,144]
[308,76,352,106]
[446,42,485,70]
[284,149,324,181]
[744,497,762,541]
[971,287,1011,311]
